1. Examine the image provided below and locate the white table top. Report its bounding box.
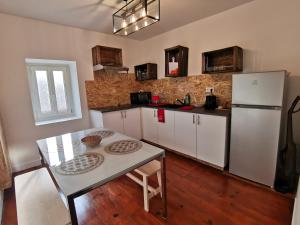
[36,128,165,197]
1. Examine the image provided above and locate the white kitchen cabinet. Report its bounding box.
[158,110,175,149]
[90,108,142,140]
[141,107,158,143]
[174,111,197,157]
[89,110,103,128]
[123,108,142,140]
[141,108,175,148]
[102,111,124,134]
[91,107,228,169]
[196,114,228,168]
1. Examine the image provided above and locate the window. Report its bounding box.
[26,59,82,125]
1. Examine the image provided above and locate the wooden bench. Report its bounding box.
[126,160,162,212]
[15,168,71,225]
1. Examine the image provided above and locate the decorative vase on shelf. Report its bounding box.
[169,56,178,76]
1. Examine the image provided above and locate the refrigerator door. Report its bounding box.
[232,71,286,107]
[229,107,282,186]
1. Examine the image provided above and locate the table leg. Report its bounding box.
[68,196,78,225]
[160,156,167,219]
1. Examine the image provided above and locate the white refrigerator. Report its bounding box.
[229,71,287,187]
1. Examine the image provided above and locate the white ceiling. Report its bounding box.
[0,0,253,40]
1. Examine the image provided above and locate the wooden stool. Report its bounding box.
[15,168,71,225]
[126,160,162,212]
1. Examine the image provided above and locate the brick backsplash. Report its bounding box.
[85,71,232,109]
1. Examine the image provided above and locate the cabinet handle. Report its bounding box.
[124,111,127,118]
[193,114,195,124]
[153,110,156,117]
[121,111,123,119]
[197,115,200,125]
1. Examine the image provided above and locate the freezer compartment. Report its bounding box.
[232,71,286,107]
[229,107,282,186]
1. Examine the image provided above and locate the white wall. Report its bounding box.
[135,0,300,143]
[292,177,300,225]
[0,13,140,171]
[136,0,300,77]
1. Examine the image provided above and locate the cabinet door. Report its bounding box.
[89,110,104,128]
[158,110,175,149]
[102,111,124,134]
[174,112,197,157]
[196,114,227,168]
[123,108,142,140]
[141,108,158,143]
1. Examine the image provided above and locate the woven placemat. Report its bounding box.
[55,152,104,175]
[88,130,115,139]
[104,140,142,155]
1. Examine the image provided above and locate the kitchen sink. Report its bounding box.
[148,103,194,110]
[161,104,185,109]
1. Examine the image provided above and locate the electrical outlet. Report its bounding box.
[205,87,214,94]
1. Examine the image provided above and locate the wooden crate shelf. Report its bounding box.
[134,63,157,81]
[202,46,243,74]
[92,45,129,73]
[165,46,189,77]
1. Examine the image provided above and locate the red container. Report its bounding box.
[152,95,160,104]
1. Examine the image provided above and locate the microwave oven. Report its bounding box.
[130,92,152,105]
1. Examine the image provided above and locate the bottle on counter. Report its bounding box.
[184,93,191,105]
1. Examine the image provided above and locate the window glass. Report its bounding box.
[53,70,68,112]
[35,70,51,113]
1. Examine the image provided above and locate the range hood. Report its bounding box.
[93,64,129,73]
[92,45,129,73]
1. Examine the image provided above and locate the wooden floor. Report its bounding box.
[3,152,294,225]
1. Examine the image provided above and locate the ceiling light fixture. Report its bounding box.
[113,0,160,36]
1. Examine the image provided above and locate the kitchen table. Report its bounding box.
[36,128,167,225]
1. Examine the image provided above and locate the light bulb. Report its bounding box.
[144,21,148,26]
[124,30,128,35]
[122,20,127,28]
[141,9,146,17]
[135,25,139,31]
[131,15,136,23]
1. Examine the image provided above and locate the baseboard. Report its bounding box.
[12,159,41,173]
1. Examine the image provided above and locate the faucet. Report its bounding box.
[175,98,185,105]
[176,93,191,106]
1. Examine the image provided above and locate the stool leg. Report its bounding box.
[143,175,150,212]
[157,171,162,198]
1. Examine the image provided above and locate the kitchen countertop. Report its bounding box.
[90,104,231,117]
[90,104,140,113]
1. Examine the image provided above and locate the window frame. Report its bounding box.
[26,59,81,125]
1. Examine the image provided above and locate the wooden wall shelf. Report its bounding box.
[165,46,189,77]
[92,45,128,73]
[134,63,157,81]
[202,46,243,74]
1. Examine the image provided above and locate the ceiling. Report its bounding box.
[0,0,253,40]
